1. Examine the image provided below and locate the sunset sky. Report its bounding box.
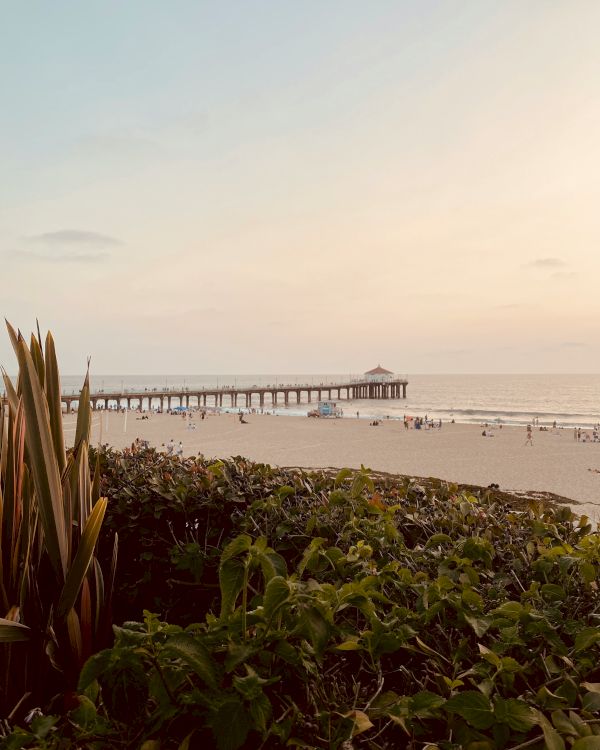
[2,1,599,374]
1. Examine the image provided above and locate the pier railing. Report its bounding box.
[56,375,409,396]
[53,377,408,413]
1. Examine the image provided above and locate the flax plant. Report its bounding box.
[0,323,116,718]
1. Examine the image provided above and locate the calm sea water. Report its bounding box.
[55,374,600,428]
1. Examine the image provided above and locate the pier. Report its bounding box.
[59,378,408,413]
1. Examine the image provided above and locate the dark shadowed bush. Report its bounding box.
[3,450,599,749]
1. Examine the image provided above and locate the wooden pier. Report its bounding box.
[59,378,408,413]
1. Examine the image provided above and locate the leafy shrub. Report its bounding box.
[0,325,114,720]
[4,454,599,749]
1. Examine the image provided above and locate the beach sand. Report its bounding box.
[69,412,600,521]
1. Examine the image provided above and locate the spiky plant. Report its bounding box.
[0,323,116,719]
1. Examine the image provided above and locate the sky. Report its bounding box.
[1,1,600,374]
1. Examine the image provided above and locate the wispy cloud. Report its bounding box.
[27,230,120,247]
[525,257,565,269]
[17,230,120,263]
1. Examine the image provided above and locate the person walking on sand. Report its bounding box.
[167,438,174,455]
[524,424,533,447]
[176,441,183,457]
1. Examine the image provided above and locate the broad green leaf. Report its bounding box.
[462,537,494,563]
[334,468,353,486]
[293,605,330,653]
[539,714,566,750]
[30,715,56,739]
[68,695,97,730]
[493,697,538,732]
[233,666,278,701]
[425,533,453,547]
[491,601,524,620]
[575,627,600,652]
[572,740,600,750]
[500,656,522,673]
[248,692,271,732]
[344,710,373,737]
[219,558,245,618]
[478,643,501,667]
[350,471,374,499]
[541,583,566,601]
[263,576,290,620]
[78,649,112,690]
[335,637,362,651]
[580,562,597,584]
[276,485,295,499]
[551,709,577,736]
[445,691,494,729]
[465,614,491,637]
[260,551,287,581]
[583,692,600,712]
[210,698,250,750]
[220,534,252,564]
[57,498,107,618]
[224,643,256,673]
[164,633,217,689]
[0,618,31,642]
[411,691,445,718]
[569,710,592,737]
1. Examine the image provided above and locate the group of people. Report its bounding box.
[574,427,600,443]
[523,420,600,447]
[128,437,150,453]
[405,415,442,430]
[164,439,184,457]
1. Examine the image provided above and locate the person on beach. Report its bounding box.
[524,425,533,447]
[176,441,183,457]
[167,438,174,455]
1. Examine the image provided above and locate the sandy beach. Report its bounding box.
[65,411,600,521]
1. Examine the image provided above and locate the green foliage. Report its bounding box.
[0,325,114,720]
[2,449,600,748]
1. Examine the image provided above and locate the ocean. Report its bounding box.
[56,374,600,428]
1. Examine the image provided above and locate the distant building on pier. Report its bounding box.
[364,365,394,383]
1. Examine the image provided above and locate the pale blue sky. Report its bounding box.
[1,2,599,373]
